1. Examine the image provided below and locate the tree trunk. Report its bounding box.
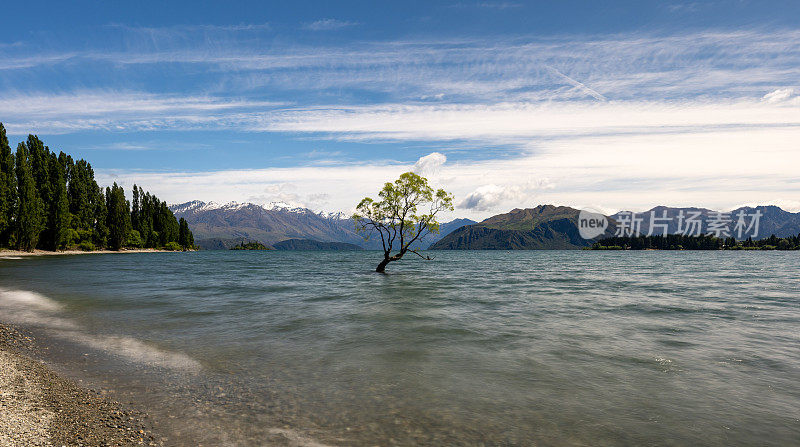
[376,257,391,273]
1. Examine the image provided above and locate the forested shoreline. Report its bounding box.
[591,233,800,250]
[0,123,194,252]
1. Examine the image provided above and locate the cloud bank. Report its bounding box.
[2,28,800,217]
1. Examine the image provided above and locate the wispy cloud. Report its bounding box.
[2,29,799,104]
[450,2,523,9]
[257,100,800,144]
[301,19,357,31]
[4,27,800,216]
[0,91,282,135]
[105,22,272,33]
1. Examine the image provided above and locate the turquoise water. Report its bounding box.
[1,251,798,445]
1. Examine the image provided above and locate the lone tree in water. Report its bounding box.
[353,172,453,273]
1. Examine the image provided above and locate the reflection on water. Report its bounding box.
[1,251,799,445]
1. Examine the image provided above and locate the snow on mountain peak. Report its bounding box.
[170,199,348,220]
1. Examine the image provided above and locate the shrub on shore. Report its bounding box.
[164,242,182,251]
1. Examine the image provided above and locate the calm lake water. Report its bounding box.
[1,251,798,446]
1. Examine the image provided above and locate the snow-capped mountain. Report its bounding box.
[169,200,473,250]
[169,200,366,249]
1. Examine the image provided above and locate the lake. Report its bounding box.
[1,251,798,445]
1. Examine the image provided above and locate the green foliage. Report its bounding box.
[14,142,44,251]
[77,241,95,251]
[131,184,140,232]
[164,241,182,251]
[92,184,108,248]
[66,228,80,247]
[230,241,269,250]
[48,154,70,250]
[0,124,15,247]
[353,172,453,272]
[106,183,131,250]
[125,229,144,248]
[68,158,94,231]
[76,229,93,245]
[0,123,195,252]
[131,185,182,249]
[178,217,194,249]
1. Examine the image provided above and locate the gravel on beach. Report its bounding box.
[0,324,162,446]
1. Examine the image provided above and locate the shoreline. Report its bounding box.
[0,248,177,258]
[0,323,162,446]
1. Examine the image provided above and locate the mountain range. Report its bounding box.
[433,205,800,250]
[169,201,476,250]
[171,201,800,251]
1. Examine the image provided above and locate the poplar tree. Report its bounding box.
[106,183,131,250]
[15,142,44,251]
[156,201,179,246]
[132,183,140,231]
[0,124,15,247]
[178,217,190,248]
[48,155,70,250]
[68,159,93,232]
[92,183,108,247]
[27,136,51,248]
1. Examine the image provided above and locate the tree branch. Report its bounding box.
[409,249,434,260]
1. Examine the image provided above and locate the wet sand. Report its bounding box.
[0,324,162,446]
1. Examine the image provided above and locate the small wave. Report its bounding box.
[0,288,64,311]
[0,288,76,330]
[0,288,200,372]
[59,331,201,372]
[268,428,334,447]
[0,256,23,260]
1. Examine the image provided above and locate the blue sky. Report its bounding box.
[2,1,800,217]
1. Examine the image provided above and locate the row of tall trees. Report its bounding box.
[591,233,800,250]
[0,123,194,252]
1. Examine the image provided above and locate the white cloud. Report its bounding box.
[97,124,800,220]
[412,152,447,176]
[301,19,357,31]
[762,88,797,103]
[259,100,800,143]
[460,184,516,211]
[459,180,554,211]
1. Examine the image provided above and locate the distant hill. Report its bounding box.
[431,205,611,250]
[170,201,474,250]
[432,204,800,250]
[272,239,363,250]
[433,218,477,245]
[610,205,800,238]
